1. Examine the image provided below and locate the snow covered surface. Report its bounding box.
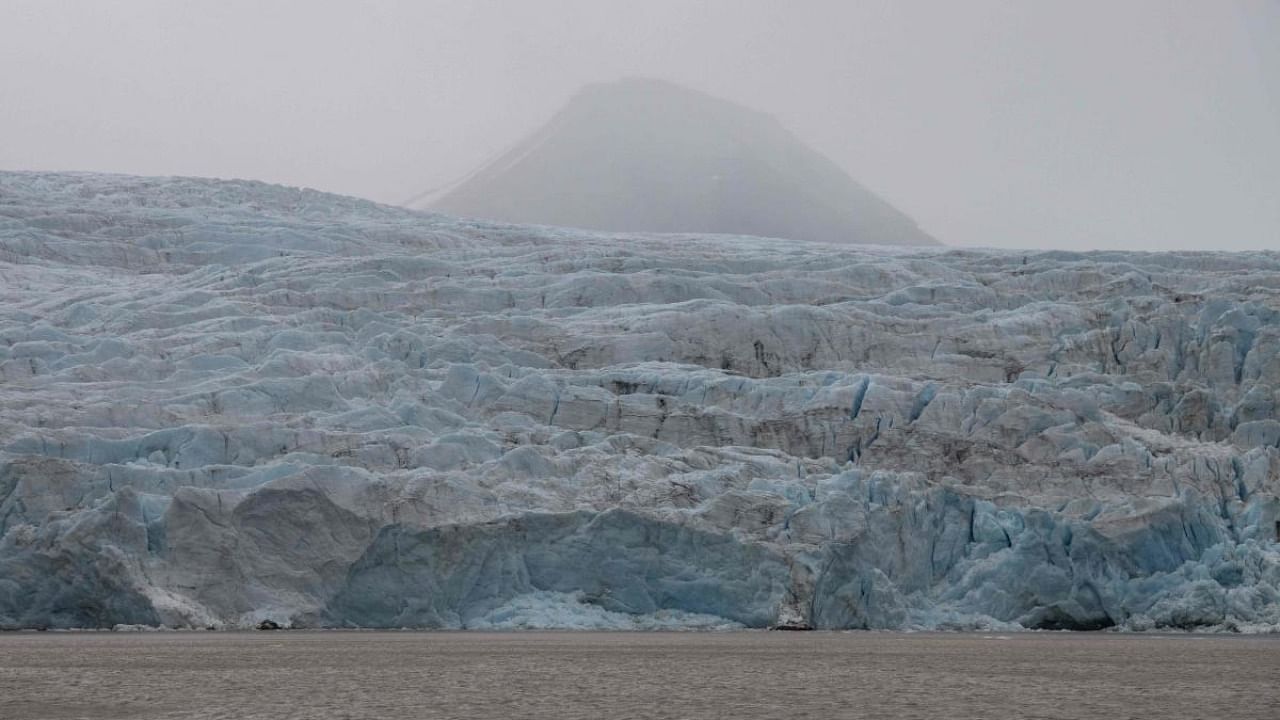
[1,171,1278,631]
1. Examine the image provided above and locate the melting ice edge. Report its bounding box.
[2,171,1279,632]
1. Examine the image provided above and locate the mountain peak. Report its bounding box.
[420,79,938,247]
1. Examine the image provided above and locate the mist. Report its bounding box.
[2,0,1276,251]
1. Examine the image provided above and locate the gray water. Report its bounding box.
[1,631,1277,720]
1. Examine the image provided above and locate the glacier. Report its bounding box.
[1,170,1278,631]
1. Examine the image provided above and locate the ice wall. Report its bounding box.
[1,171,1277,630]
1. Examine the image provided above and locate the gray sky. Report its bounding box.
[3,0,1277,251]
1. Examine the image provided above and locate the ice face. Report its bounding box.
[1,171,1278,630]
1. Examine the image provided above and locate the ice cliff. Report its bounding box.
[1,171,1278,631]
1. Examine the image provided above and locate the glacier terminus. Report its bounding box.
[1,171,1278,632]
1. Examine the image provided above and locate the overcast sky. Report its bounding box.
[3,0,1277,251]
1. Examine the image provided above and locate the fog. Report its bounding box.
[2,0,1276,251]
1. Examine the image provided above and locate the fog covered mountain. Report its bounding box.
[419,78,939,247]
[1,171,1278,631]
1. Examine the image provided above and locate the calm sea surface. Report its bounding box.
[1,631,1277,720]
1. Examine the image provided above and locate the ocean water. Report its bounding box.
[1,631,1276,719]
